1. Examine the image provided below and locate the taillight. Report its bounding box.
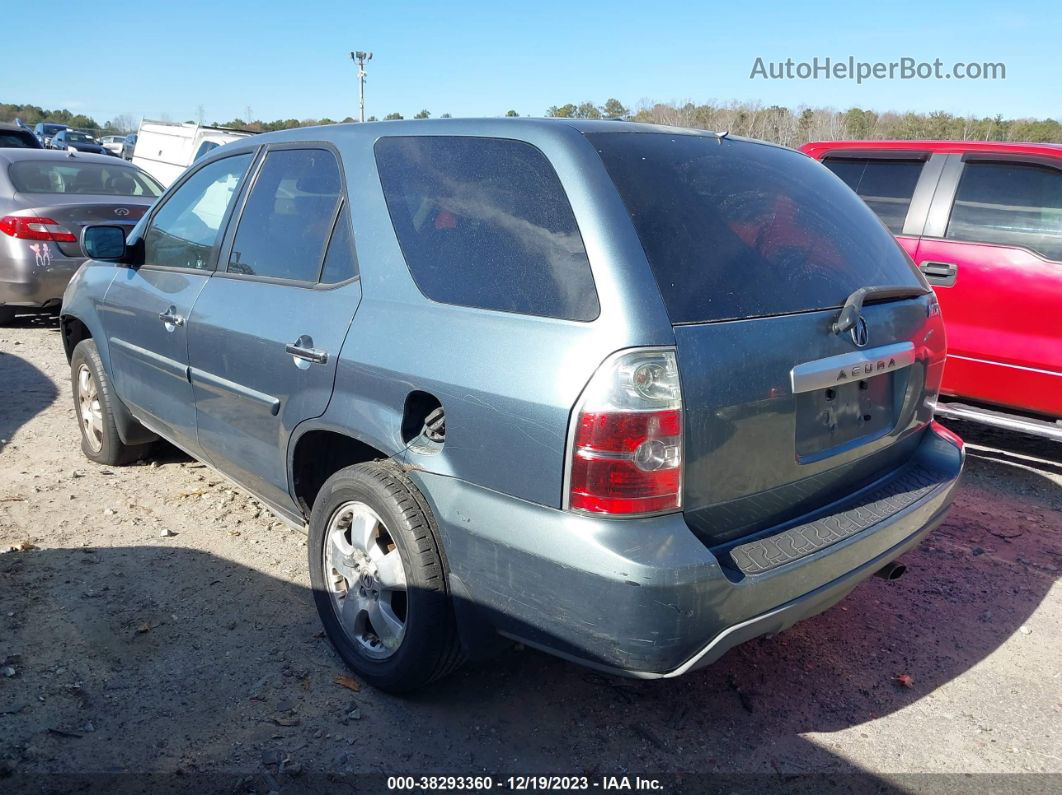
[0,216,77,243]
[567,349,683,516]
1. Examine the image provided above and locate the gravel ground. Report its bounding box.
[1,315,1059,789]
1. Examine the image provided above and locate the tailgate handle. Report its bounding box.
[919,261,957,287]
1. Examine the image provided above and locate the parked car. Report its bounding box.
[131,120,252,186]
[49,129,113,156]
[801,140,1062,440]
[101,135,126,156]
[33,122,69,147]
[60,120,963,691]
[0,122,43,149]
[0,149,163,323]
[121,134,137,160]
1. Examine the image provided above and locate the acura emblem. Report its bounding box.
[850,316,869,348]
[114,207,130,217]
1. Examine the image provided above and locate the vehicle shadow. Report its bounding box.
[0,349,59,455]
[1,442,1057,788]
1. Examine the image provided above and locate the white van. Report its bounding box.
[131,120,253,187]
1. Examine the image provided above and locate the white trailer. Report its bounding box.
[131,120,253,187]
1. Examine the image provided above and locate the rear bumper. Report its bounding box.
[0,239,83,308]
[414,422,964,677]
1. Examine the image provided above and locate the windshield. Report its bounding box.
[67,132,95,143]
[9,161,164,197]
[588,133,923,324]
[42,125,66,135]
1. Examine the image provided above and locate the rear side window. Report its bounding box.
[374,136,599,321]
[227,148,343,282]
[946,160,1062,261]
[589,133,923,324]
[822,157,924,234]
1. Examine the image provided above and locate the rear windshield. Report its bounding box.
[588,133,923,324]
[66,132,95,143]
[9,161,164,197]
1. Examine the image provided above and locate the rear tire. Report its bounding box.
[70,339,150,466]
[0,307,16,325]
[308,462,464,692]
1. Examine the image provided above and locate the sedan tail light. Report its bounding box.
[567,348,683,516]
[0,216,77,243]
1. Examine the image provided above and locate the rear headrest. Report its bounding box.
[295,167,340,195]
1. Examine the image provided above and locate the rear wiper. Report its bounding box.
[832,285,931,334]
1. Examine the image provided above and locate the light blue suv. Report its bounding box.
[60,119,964,691]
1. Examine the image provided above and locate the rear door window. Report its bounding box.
[374,136,599,321]
[945,160,1062,261]
[822,157,924,234]
[589,133,923,324]
[319,206,358,284]
[227,148,343,282]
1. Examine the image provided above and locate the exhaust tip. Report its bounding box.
[875,562,907,581]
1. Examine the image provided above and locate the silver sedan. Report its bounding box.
[0,149,163,323]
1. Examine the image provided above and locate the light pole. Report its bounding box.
[351,50,372,123]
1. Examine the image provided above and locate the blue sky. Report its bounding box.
[6,0,1059,124]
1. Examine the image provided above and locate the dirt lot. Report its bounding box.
[1,315,1060,789]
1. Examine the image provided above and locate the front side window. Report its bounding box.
[227,148,343,281]
[945,160,1062,260]
[374,136,599,321]
[9,161,164,196]
[143,153,251,270]
[822,157,924,234]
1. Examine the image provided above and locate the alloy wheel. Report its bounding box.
[323,501,408,659]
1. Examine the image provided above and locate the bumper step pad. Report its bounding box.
[728,463,948,576]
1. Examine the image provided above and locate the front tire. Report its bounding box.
[308,462,463,692]
[70,339,149,465]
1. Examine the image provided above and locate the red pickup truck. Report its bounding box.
[801,140,1062,441]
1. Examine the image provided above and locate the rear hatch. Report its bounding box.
[589,132,945,545]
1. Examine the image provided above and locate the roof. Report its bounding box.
[0,148,138,165]
[800,139,1062,159]
[232,116,790,154]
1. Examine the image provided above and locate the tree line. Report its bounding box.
[5,98,1062,147]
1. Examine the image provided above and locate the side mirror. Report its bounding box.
[81,225,128,262]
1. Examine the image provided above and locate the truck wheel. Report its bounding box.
[70,339,149,466]
[308,462,464,692]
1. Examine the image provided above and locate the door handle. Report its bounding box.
[918,261,958,287]
[158,307,185,327]
[286,336,328,365]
